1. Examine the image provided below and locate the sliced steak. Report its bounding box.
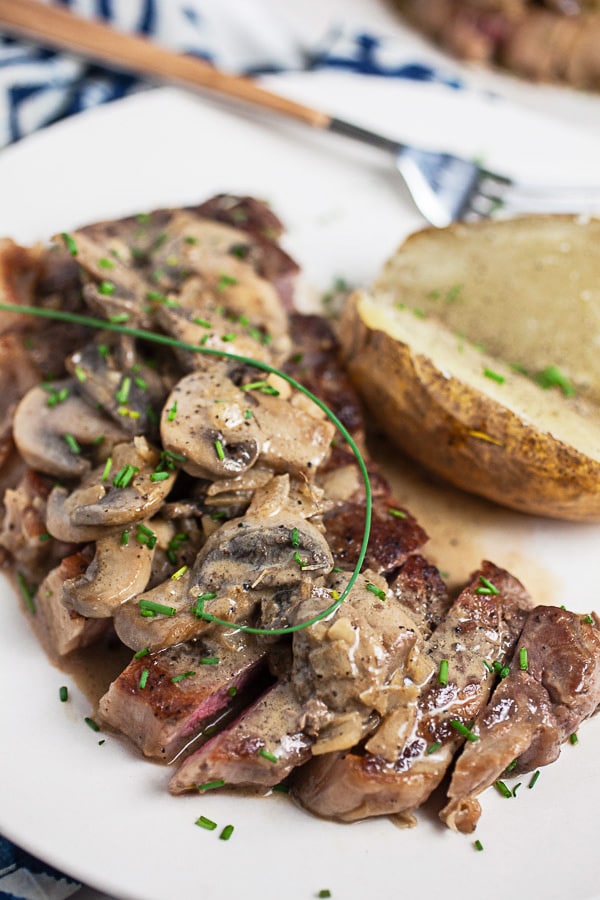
[441,605,600,833]
[291,561,532,823]
[322,497,427,576]
[169,677,312,793]
[26,550,110,659]
[389,554,451,639]
[98,630,268,762]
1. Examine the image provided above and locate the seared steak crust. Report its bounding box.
[291,562,532,822]
[441,605,600,832]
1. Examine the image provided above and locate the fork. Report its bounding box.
[1,0,598,228]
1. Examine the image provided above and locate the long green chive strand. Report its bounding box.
[0,303,372,638]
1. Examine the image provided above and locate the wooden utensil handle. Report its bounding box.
[0,0,332,129]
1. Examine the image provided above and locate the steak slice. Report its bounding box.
[98,630,268,762]
[27,551,110,659]
[169,677,312,793]
[291,561,532,823]
[440,605,600,833]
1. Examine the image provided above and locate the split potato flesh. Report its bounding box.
[338,215,600,521]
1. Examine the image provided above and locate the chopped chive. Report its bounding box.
[512,782,522,797]
[112,464,138,488]
[134,376,148,391]
[494,780,512,799]
[167,400,178,421]
[184,235,198,245]
[135,523,157,549]
[505,759,517,773]
[449,720,479,742]
[133,647,150,659]
[366,582,386,601]
[427,741,442,755]
[171,671,196,683]
[98,280,116,296]
[474,840,484,852]
[92,435,105,446]
[200,657,220,666]
[98,343,110,358]
[115,376,132,404]
[535,365,575,397]
[195,816,218,831]
[139,599,176,617]
[584,614,594,625]
[244,409,253,420]
[318,891,332,899]
[217,273,238,291]
[227,686,238,698]
[528,770,541,789]
[219,824,234,841]
[61,232,78,256]
[63,433,81,455]
[570,732,579,745]
[139,668,149,690]
[120,529,130,546]
[85,717,100,732]
[59,685,69,702]
[241,380,279,396]
[108,313,130,324]
[74,365,87,382]
[193,317,211,328]
[272,783,289,793]
[476,575,499,595]
[293,550,307,569]
[38,532,52,542]
[438,659,449,686]
[499,666,510,680]
[101,457,112,481]
[198,779,225,792]
[388,507,407,519]
[519,647,528,671]
[98,257,114,269]
[258,748,278,763]
[146,290,167,303]
[17,571,36,613]
[214,439,225,461]
[171,565,188,581]
[150,471,170,482]
[221,333,237,342]
[230,243,250,258]
[193,592,217,617]
[483,660,494,673]
[291,527,300,548]
[483,367,506,384]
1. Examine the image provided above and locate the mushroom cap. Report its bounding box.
[160,370,261,480]
[62,528,155,617]
[12,380,127,478]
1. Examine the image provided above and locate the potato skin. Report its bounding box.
[339,294,600,521]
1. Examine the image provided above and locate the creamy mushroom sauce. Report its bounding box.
[2,197,598,834]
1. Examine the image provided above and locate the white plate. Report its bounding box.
[2,73,600,900]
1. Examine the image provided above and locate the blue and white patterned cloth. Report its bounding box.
[0,2,457,897]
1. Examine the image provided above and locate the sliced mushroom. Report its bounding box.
[46,486,120,543]
[67,437,176,527]
[160,370,262,480]
[66,340,166,437]
[62,529,155,618]
[248,390,335,478]
[12,380,127,478]
[59,229,154,328]
[114,509,334,651]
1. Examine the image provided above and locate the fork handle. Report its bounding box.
[0,0,404,161]
[0,0,334,127]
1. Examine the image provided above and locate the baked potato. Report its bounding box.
[338,215,600,521]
